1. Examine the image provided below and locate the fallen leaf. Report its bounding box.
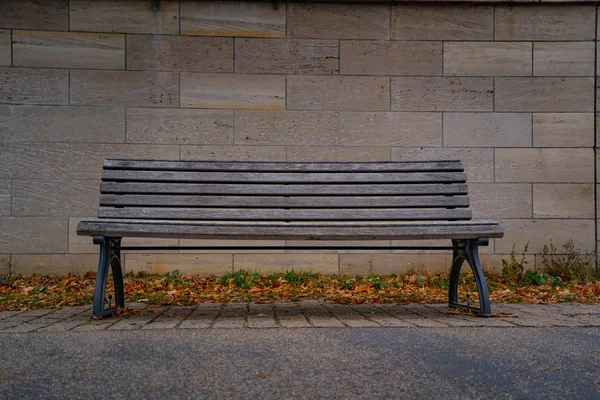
[258,375,266,380]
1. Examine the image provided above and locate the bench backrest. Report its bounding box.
[98,160,472,222]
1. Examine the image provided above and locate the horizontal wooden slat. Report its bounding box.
[104,159,464,173]
[98,207,472,221]
[77,219,504,240]
[100,182,469,196]
[99,194,470,208]
[101,170,467,183]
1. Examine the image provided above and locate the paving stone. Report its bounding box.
[72,318,118,331]
[178,318,216,329]
[221,303,248,318]
[0,311,23,320]
[0,321,20,331]
[3,322,52,333]
[306,315,345,328]
[37,319,89,332]
[247,315,278,328]
[278,314,312,328]
[213,316,246,329]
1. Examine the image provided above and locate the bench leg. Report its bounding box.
[92,236,124,317]
[449,238,491,316]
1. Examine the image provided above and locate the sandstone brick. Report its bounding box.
[392,5,493,40]
[495,78,594,112]
[180,73,285,110]
[390,239,452,255]
[0,67,68,105]
[339,112,441,147]
[533,113,594,147]
[340,41,441,76]
[0,180,9,216]
[13,31,125,70]
[0,254,8,274]
[234,253,339,274]
[495,5,595,41]
[12,106,125,143]
[0,30,10,66]
[469,183,532,219]
[179,239,286,254]
[127,108,233,145]
[444,42,532,77]
[340,254,448,275]
[391,147,494,182]
[11,254,97,275]
[288,3,389,40]
[285,240,391,254]
[391,77,493,112]
[443,113,532,147]
[181,145,286,162]
[0,0,68,30]
[288,76,389,111]
[70,144,179,179]
[0,105,10,142]
[12,180,98,217]
[495,148,594,183]
[0,217,67,253]
[181,0,285,38]
[0,143,69,179]
[534,42,594,77]
[127,35,232,73]
[71,70,179,107]
[70,0,179,34]
[124,254,233,275]
[235,110,337,146]
[533,184,594,218]
[287,146,390,162]
[236,39,338,74]
[496,219,595,254]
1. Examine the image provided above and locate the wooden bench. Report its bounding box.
[77,159,503,317]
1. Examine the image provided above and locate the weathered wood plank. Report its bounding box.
[99,194,470,208]
[101,170,467,183]
[97,207,472,220]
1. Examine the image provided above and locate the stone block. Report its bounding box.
[13,31,125,70]
[127,35,232,73]
[496,219,595,254]
[179,239,286,254]
[389,239,449,254]
[0,254,8,274]
[235,110,338,146]
[70,70,179,107]
[288,3,389,39]
[534,42,594,77]
[0,0,68,30]
[12,106,125,143]
[495,5,595,41]
[233,253,339,274]
[0,67,68,105]
[392,5,493,40]
[533,184,594,218]
[340,254,448,275]
[339,112,440,147]
[533,113,594,147]
[391,77,493,112]
[0,105,10,142]
[443,42,532,77]
[70,144,179,179]
[443,113,532,147]
[495,148,594,183]
[391,147,494,182]
[495,78,594,112]
[285,240,391,254]
[180,73,285,110]
[340,40,441,76]
[235,39,338,74]
[12,180,99,217]
[70,0,179,34]
[126,108,233,145]
[181,0,285,38]
[469,183,532,219]
[0,217,67,253]
[286,146,390,162]
[0,30,10,66]
[0,143,69,179]
[0,180,9,216]
[11,254,97,275]
[181,145,286,162]
[287,76,389,111]
[124,254,233,276]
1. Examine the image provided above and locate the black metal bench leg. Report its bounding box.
[92,236,124,317]
[449,238,492,316]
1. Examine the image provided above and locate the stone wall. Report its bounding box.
[0,0,597,276]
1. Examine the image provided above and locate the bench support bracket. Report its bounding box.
[449,238,491,316]
[92,236,124,317]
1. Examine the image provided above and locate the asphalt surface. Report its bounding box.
[1,327,599,399]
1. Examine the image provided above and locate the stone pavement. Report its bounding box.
[1,301,599,333]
